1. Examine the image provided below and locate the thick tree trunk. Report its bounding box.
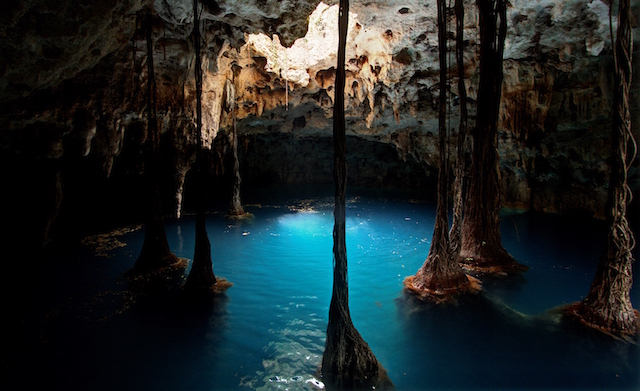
[404,0,475,301]
[132,8,179,274]
[449,0,469,257]
[458,0,525,275]
[568,0,638,336]
[321,0,391,388]
[184,0,217,294]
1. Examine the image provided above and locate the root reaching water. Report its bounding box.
[403,274,481,304]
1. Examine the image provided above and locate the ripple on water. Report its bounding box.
[13,193,639,391]
[240,296,326,390]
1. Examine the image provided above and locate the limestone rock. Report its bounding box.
[0,0,638,240]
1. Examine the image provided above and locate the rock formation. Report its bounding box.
[0,0,638,245]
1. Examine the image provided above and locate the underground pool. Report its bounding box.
[5,188,639,391]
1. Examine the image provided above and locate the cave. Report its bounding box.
[2,0,640,390]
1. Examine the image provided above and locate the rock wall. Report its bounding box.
[0,0,638,244]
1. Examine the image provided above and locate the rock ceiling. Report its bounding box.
[0,0,638,219]
[0,0,622,104]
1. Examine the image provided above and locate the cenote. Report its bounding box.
[2,0,640,390]
[5,187,639,391]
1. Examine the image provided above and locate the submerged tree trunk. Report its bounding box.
[184,0,217,294]
[404,0,474,301]
[225,78,245,217]
[458,0,525,275]
[321,0,391,389]
[132,8,179,274]
[449,0,469,257]
[567,0,638,336]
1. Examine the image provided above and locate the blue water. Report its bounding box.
[5,188,639,391]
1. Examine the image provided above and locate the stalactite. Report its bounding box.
[247,41,252,72]
[285,53,289,110]
[225,75,249,219]
[163,24,166,61]
[230,100,243,215]
[175,168,187,219]
[131,13,142,100]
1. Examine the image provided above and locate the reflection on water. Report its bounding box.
[395,292,639,390]
[240,295,325,390]
[6,191,639,390]
[177,225,184,253]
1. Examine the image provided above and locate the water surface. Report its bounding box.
[6,188,639,390]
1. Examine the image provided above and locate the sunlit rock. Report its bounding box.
[0,0,638,239]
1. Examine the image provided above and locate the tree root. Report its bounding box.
[403,274,482,304]
[211,277,233,294]
[562,302,640,339]
[459,255,528,276]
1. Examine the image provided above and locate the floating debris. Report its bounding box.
[306,378,325,389]
[81,225,142,257]
[211,277,234,294]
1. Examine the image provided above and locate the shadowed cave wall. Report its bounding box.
[0,0,639,250]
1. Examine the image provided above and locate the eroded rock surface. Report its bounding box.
[1,0,638,242]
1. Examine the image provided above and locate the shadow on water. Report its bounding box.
[395,291,640,391]
[473,272,529,298]
[6,195,639,391]
[5,249,231,391]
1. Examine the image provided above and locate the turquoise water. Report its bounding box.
[6,189,639,390]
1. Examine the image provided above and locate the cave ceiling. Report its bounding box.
[0,0,638,218]
[0,0,626,104]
